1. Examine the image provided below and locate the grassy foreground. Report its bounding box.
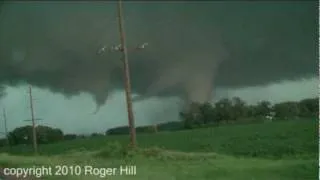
[0,120,318,179]
[0,151,317,180]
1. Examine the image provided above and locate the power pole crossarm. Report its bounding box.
[97,43,148,55]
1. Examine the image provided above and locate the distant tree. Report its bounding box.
[77,135,87,139]
[139,125,158,133]
[255,101,272,117]
[179,102,204,129]
[106,126,129,135]
[8,125,63,145]
[37,126,63,144]
[214,98,233,123]
[0,138,7,147]
[298,98,318,117]
[157,121,184,131]
[8,125,33,145]
[136,126,151,133]
[198,102,215,124]
[64,134,77,140]
[231,97,247,120]
[179,111,196,129]
[273,101,300,119]
[247,105,257,117]
[91,133,104,137]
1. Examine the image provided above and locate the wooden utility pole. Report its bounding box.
[2,108,8,146]
[117,0,137,148]
[28,86,38,155]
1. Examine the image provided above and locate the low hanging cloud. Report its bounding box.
[0,2,317,108]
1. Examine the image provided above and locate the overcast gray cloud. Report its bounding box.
[225,77,318,104]
[0,1,317,110]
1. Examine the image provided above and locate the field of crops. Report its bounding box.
[2,120,317,158]
[0,120,318,180]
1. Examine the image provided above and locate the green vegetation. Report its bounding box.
[0,97,318,179]
[1,97,316,146]
[0,151,317,180]
[1,120,317,159]
[0,120,317,179]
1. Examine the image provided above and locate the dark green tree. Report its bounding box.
[231,97,247,120]
[8,125,63,145]
[298,98,318,117]
[273,101,300,119]
[215,98,233,123]
[255,101,272,117]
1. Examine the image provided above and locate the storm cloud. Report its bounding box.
[0,1,317,108]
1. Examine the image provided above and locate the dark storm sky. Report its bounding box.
[0,1,317,106]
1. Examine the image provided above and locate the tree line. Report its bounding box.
[0,97,317,146]
[0,125,95,147]
[179,97,317,129]
[106,97,318,133]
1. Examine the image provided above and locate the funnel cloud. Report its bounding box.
[0,2,317,109]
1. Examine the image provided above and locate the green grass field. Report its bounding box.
[0,120,318,179]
